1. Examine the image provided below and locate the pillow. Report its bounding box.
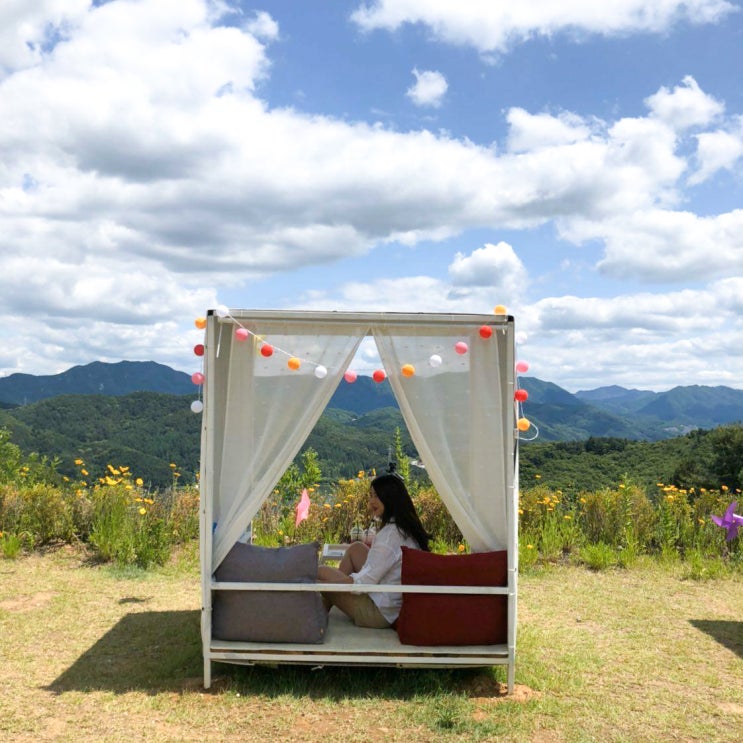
[212,542,327,644]
[396,547,508,646]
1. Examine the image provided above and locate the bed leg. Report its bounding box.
[507,662,514,694]
[203,655,212,690]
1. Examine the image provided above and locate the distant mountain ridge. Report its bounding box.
[1,360,742,441]
[0,360,193,404]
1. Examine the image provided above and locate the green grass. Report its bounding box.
[0,545,741,742]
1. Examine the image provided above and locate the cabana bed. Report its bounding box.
[198,310,519,691]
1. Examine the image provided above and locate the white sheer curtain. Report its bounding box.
[373,323,509,551]
[211,320,366,568]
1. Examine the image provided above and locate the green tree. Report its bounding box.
[0,428,22,483]
[392,427,410,485]
[707,424,743,491]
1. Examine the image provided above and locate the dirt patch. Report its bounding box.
[0,591,55,613]
[456,672,539,704]
[717,702,743,715]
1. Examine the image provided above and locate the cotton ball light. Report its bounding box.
[494,304,507,316]
[288,357,301,371]
[429,354,442,367]
[260,343,274,357]
[515,360,529,373]
[191,400,204,414]
[401,364,415,377]
[194,344,205,357]
[314,365,328,379]
[479,325,493,339]
[235,328,249,341]
[215,305,229,318]
[195,317,207,329]
[372,369,386,383]
[454,341,468,355]
[191,372,205,385]
[344,370,358,383]
[517,417,531,432]
[514,389,529,402]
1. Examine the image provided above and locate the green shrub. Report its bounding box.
[579,542,617,571]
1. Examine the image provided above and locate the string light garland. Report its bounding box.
[188,303,537,440]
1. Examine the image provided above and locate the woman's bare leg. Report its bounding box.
[318,542,369,617]
[338,541,369,574]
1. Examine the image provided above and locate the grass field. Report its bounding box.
[1,545,741,742]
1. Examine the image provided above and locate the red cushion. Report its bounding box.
[396,547,508,646]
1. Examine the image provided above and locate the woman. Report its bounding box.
[318,473,430,628]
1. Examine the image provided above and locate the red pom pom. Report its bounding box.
[372,369,386,383]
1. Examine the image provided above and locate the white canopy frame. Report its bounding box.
[199,310,519,691]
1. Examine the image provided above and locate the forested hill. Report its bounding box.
[2,360,743,441]
[2,389,741,494]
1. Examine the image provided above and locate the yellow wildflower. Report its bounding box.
[564,515,572,520]
[334,503,342,508]
[136,478,144,487]
[75,459,84,465]
[323,504,331,509]
[138,507,146,515]
[526,544,534,550]
[457,544,465,553]
[721,485,729,492]
[81,469,89,476]
[169,463,177,469]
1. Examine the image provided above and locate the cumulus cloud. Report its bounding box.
[689,128,743,184]
[0,0,90,74]
[449,242,528,289]
[406,68,448,108]
[506,109,592,153]
[351,0,734,55]
[645,75,725,130]
[562,209,743,281]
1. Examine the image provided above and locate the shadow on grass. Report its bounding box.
[46,610,202,695]
[689,619,743,659]
[45,609,501,700]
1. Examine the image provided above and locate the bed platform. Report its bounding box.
[208,608,510,672]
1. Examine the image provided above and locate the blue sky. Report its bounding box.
[1,0,742,391]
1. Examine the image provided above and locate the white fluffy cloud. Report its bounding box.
[690,127,743,184]
[351,0,734,54]
[449,242,528,289]
[645,76,725,131]
[406,68,448,108]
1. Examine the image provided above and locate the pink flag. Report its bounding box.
[295,488,311,527]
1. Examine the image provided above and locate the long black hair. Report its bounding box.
[370,473,430,551]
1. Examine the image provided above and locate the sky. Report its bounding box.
[1,0,742,392]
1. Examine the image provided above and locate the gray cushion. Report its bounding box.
[212,542,327,644]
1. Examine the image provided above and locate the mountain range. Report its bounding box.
[1,360,742,443]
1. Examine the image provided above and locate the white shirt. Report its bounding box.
[349,521,421,624]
